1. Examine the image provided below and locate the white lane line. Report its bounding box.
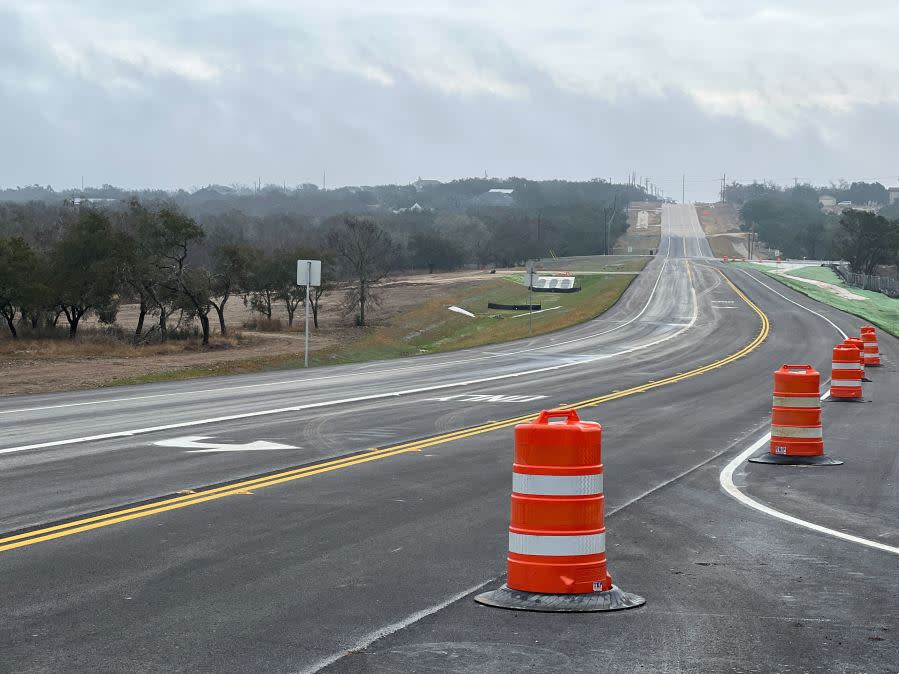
[0,278,699,457]
[1,221,676,417]
[720,418,899,555]
[0,222,699,456]
[719,270,896,554]
[299,579,495,674]
[734,269,847,340]
[0,256,700,457]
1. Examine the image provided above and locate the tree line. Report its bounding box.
[1,182,639,342]
[726,183,899,272]
[0,201,345,343]
[0,177,649,220]
[725,180,894,209]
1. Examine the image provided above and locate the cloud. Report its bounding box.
[1,1,898,196]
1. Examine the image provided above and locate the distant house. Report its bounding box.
[413,178,441,191]
[193,184,239,199]
[391,202,426,214]
[472,188,516,207]
[889,187,899,205]
[818,194,836,208]
[70,197,118,209]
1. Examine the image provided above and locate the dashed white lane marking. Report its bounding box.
[719,269,897,555]
[299,580,495,674]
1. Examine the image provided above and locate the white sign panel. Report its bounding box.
[296,259,322,287]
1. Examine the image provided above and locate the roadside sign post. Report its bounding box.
[296,260,322,368]
[526,262,535,336]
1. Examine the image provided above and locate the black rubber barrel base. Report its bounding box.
[749,453,843,466]
[474,584,645,612]
[827,397,868,403]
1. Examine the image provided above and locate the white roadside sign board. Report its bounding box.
[296,259,322,287]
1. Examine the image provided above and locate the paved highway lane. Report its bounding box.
[1,207,896,672]
[0,206,706,451]
[2,205,711,532]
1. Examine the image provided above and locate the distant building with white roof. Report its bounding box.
[473,188,516,207]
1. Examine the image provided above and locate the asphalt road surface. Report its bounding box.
[1,204,895,673]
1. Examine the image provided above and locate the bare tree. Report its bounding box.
[328,218,398,327]
[210,243,253,335]
[309,252,335,328]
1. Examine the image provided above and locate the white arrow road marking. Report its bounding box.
[153,436,298,453]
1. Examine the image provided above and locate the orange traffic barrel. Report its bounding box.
[860,326,881,367]
[844,337,869,381]
[475,410,645,612]
[750,365,842,466]
[830,344,863,400]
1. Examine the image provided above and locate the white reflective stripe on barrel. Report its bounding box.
[770,425,823,438]
[772,396,820,408]
[830,380,862,388]
[512,473,603,496]
[832,362,861,370]
[509,532,605,556]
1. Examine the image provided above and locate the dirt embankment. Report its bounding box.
[617,202,662,254]
[695,203,751,259]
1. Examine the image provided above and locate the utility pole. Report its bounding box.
[605,195,618,255]
[682,174,686,204]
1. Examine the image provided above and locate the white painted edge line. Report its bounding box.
[298,579,494,674]
[719,270,897,555]
[0,275,699,457]
[0,219,708,456]
[734,269,848,340]
[0,218,676,417]
[720,396,899,556]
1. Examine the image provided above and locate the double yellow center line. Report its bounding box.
[0,268,769,554]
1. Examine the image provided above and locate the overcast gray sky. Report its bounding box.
[3,1,898,200]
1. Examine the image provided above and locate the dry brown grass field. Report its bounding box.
[0,270,501,395]
[0,257,646,396]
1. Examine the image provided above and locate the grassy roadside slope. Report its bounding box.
[112,265,644,386]
[733,262,899,337]
[315,272,637,365]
